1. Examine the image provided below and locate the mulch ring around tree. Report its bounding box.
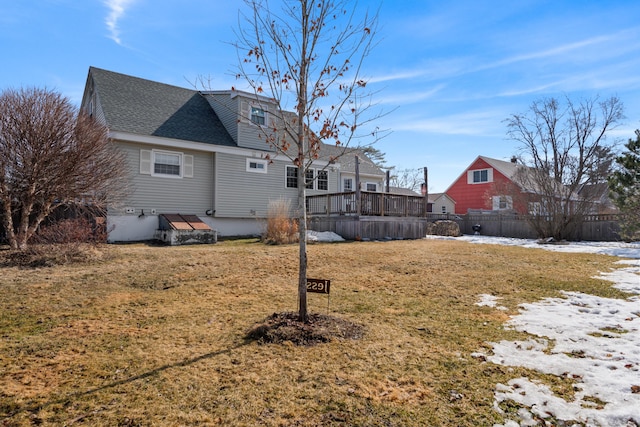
[246,312,365,346]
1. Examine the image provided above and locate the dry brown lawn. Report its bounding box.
[0,238,628,426]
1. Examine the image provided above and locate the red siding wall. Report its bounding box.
[445,158,513,214]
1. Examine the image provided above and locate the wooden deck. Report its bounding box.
[306,191,428,217]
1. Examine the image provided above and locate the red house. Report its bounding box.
[444,156,525,215]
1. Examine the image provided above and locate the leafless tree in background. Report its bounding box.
[0,87,128,250]
[505,96,624,240]
[390,168,423,193]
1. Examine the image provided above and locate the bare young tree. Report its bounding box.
[505,96,624,239]
[234,0,381,321]
[0,87,128,250]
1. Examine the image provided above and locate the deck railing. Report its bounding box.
[306,191,429,217]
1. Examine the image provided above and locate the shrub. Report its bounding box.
[0,217,110,267]
[263,198,299,245]
[31,217,107,244]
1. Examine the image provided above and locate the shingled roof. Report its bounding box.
[88,67,235,147]
[318,144,383,176]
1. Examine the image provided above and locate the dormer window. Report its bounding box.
[467,168,493,184]
[473,169,488,183]
[251,107,266,125]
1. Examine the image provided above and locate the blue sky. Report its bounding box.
[2,1,640,192]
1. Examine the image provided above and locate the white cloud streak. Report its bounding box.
[394,109,506,137]
[104,0,135,45]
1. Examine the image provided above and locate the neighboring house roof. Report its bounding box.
[318,144,384,177]
[88,67,236,147]
[444,155,532,194]
[578,183,618,212]
[389,186,421,196]
[479,156,520,180]
[429,192,456,204]
[387,189,455,205]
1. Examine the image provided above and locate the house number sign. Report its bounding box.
[306,278,330,294]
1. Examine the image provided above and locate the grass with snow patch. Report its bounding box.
[0,239,628,426]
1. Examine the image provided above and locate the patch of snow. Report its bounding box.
[476,294,508,310]
[431,235,640,426]
[476,294,501,307]
[306,230,345,242]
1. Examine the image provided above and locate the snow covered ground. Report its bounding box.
[432,235,640,427]
[312,232,640,424]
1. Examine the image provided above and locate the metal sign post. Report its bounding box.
[307,278,331,313]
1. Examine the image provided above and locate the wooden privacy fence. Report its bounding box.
[457,213,623,241]
[307,197,624,242]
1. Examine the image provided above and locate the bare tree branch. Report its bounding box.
[504,95,624,239]
[0,87,129,250]
[232,0,383,321]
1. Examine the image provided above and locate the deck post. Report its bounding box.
[355,155,361,218]
[423,167,429,217]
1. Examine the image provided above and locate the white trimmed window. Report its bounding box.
[305,169,314,189]
[154,152,181,176]
[343,178,353,192]
[286,167,329,190]
[140,149,193,178]
[250,107,266,125]
[492,195,513,210]
[317,170,328,191]
[246,158,268,173]
[365,182,378,192]
[286,166,298,188]
[529,202,542,215]
[468,168,492,184]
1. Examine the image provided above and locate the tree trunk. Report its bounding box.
[0,190,18,250]
[297,180,308,322]
[296,3,310,323]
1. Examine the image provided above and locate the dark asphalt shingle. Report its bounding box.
[90,67,236,147]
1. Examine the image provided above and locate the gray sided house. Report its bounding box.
[81,67,385,242]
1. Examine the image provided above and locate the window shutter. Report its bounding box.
[492,196,500,210]
[467,170,474,184]
[140,150,152,175]
[183,155,194,178]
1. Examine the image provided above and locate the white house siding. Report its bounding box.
[236,120,273,151]
[433,195,455,214]
[201,217,262,238]
[107,215,159,242]
[213,152,339,218]
[207,92,282,152]
[340,172,384,192]
[213,152,294,218]
[111,141,213,216]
